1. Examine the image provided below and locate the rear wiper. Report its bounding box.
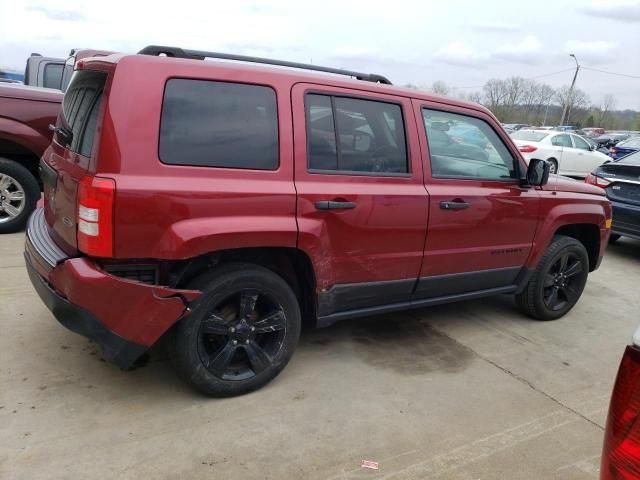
[48,124,73,146]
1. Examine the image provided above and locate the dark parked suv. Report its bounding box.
[25,46,612,396]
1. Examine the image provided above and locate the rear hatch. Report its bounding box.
[43,68,108,254]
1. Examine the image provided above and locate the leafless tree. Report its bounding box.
[597,94,617,126]
[431,80,450,96]
[555,85,590,124]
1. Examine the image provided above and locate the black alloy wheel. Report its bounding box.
[542,251,583,312]
[171,263,301,397]
[197,289,287,381]
[516,235,589,320]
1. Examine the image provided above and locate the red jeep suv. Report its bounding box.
[25,46,612,396]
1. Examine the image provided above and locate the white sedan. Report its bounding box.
[510,130,611,177]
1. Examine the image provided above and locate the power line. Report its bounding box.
[453,67,575,89]
[582,66,640,79]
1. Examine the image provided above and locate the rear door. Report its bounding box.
[44,69,108,253]
[292,83,428,316]
[414,102,539,298]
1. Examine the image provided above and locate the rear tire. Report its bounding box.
[0,158,40,234]
[170,263,301,397]
[547,158,558,175]
[516,235,589,321]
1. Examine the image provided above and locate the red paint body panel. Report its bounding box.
[292,83,428,288]
[0,84,61,155]
[412,99,541,276]
[48,257,201,347]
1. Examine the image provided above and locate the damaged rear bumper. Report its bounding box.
[24,209,201,368]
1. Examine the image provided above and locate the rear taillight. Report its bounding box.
[77,175,115,257]
[585,173,611,188]
[518,145,538,153]
[602,342,640,480]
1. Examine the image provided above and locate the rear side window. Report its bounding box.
[43,63,63,89]
[61,70,107,157]
[159,79,278,170]
[305,93,408,175]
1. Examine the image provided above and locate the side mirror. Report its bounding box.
[589,144,595,151]
[526,158,550,186]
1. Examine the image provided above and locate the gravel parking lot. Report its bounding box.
[1,232,639,479]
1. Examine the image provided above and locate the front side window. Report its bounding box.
[422,109,516,180]
[61,70,107,156]
[551,134,572,147]
[572,135,591,150]
[160,79,278,170]
[305,94,408,174]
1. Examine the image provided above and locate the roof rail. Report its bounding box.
[137,45,392,85]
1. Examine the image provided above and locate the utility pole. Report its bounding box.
[559,54,580,126]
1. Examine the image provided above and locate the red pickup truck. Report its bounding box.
[25,46,612,397]
[0,83,62,233]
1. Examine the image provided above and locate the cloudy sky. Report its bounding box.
[1,0,639,108]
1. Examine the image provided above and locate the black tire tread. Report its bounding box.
[516,235,588,321]
[170,262,301,397]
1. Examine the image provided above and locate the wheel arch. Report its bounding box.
[0,138,43,187]
[553,223,600,271]
[169,246,318,328]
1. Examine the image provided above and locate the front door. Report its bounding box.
[550,133,574,174]
[414,101,540,298]
[292,83,429,316]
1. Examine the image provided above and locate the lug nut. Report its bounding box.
[229,327,235,333]
[232,340,238,345]
[245,339,250,344]
[250,326,255,332]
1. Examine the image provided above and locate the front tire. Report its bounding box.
[0,158,40,234]
[516,235,589,320]
[170,263,301,397]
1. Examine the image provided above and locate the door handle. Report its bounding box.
[440,201,470,210]
[315,200,357,210]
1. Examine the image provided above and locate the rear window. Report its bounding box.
[159,79,278,170]
[510,130,549,142]
[61,70,107,157]
[618,151,640,165]
[619,138,640,149]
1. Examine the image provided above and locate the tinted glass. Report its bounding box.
[305,94,408,174]
[306,94,338,170]
[572,135,590,150]
[43,63,63,89]
[619,138,640,149]
[510,130,549,142]
[551,134,572,147]
[619,151,640,166]
[422,109,516,180]
[61,70,107,156]
[160,79,278,169]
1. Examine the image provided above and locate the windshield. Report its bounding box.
[510,130,549,142]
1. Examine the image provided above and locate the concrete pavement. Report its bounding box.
[1,231,639,479]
